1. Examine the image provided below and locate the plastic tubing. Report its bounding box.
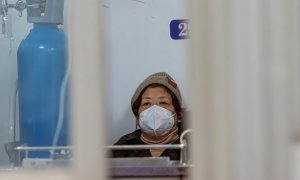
[9,80,18,142]
[51,51,71,147]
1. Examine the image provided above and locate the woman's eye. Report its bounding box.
[160,101,169,105]
[142,102,151,106]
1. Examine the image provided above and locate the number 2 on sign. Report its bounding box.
[178,22,189,37]
[170,19,189,40]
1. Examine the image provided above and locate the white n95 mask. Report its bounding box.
[139,105,175,137]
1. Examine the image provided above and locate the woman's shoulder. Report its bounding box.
[113,129,142,145]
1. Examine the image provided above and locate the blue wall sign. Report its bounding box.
[170,19,189,40]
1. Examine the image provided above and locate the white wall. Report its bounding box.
[0,0,31,165]
[104,0,188,144]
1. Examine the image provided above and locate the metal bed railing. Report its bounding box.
[6,140,189,167]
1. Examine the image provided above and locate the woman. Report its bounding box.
[112,72,183,160]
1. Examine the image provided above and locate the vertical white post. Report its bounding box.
[0,0,106,179]
[68,0,107,179]
[188,0,300,179]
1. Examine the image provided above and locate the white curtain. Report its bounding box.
[188,0,300,180]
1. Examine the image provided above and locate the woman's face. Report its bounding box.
[138,86,178,121]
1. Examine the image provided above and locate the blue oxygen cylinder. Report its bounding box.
[17,0,68,158]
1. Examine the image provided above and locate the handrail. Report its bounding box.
[15,146,72,151]
[12,142,189,166]
[14,144,184,151]
[105,144,185,150]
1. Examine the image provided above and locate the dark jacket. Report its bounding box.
[112,129,181,160]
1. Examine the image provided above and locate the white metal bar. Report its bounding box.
[188,0,298,179]
[15,146,72,151]
[187,0,211,179]
[14,144,184,151]
[68,0,107,179]
[105,144,184,150]
[231,0,267,179]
